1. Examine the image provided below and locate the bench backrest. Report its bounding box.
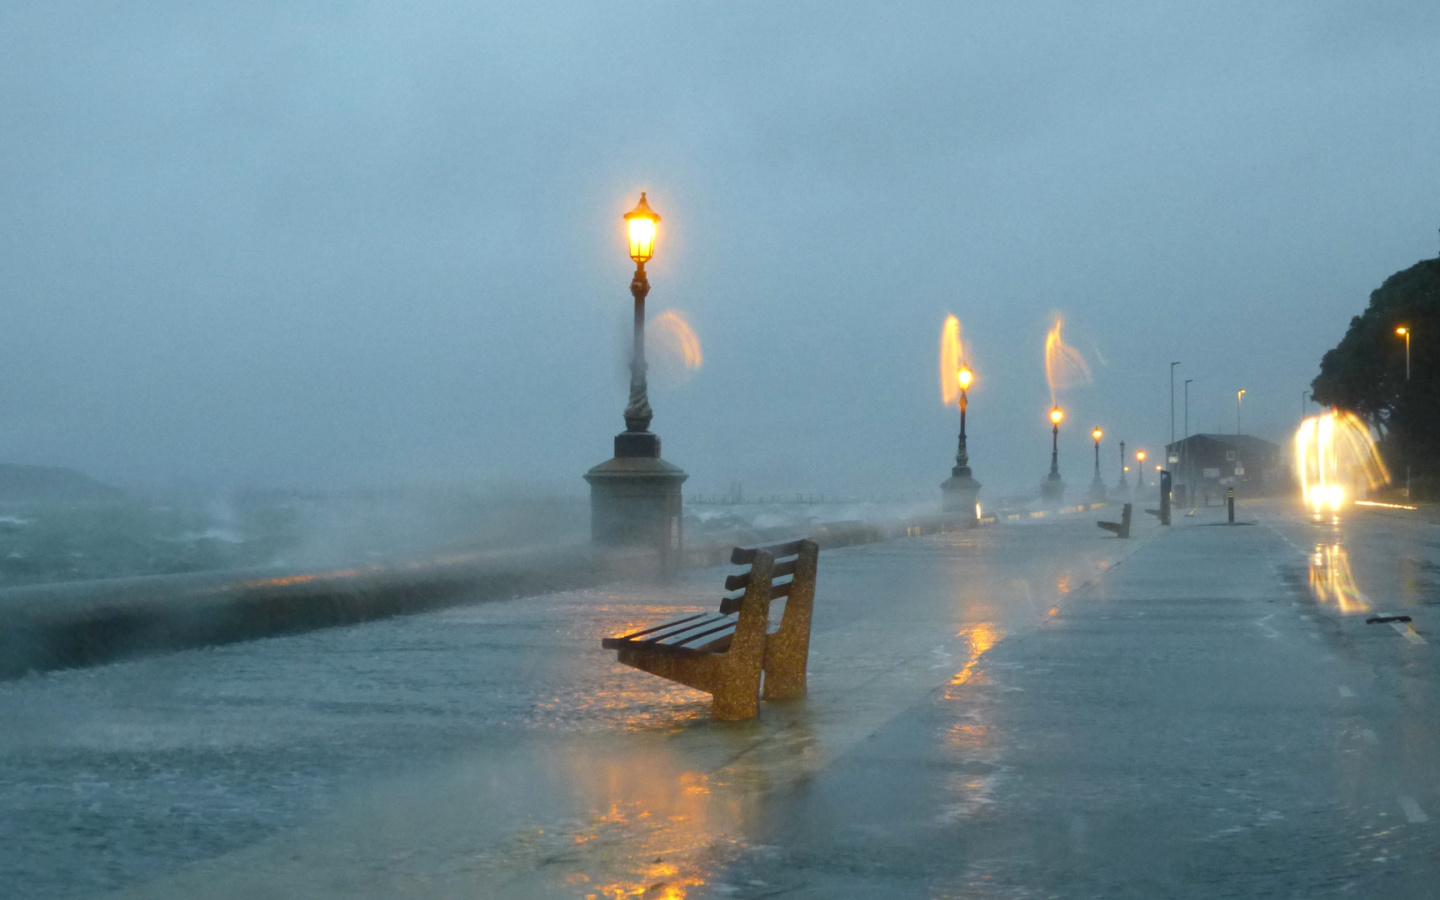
[719,538,819,616]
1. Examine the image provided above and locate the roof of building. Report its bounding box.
[1165,433,1282,457]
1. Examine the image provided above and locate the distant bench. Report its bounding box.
[602,538,819,721]
[1096,502,1132,538]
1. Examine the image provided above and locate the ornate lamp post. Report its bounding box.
[1117,439,1129,496]
[584,192,688,558]
[1088,427,1106,503]
[940,366,981,521]
[1135,449,1147,491]
[1040,405,1066,503]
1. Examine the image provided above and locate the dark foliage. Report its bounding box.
[1312,256,1440,479]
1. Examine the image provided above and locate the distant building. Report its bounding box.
[1164,434,1286,503]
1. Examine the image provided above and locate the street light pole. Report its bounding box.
[1050,408,1063,476]
[940,366,981,518]
[1041,406,1066,503]
[585,192,688,556]
[957,370,971,471]
[1184,378,1193,504]
[1089,427,1106,503]
[1396,326,1413,498]
[1118,440,1128,491]
[621,195,658,440]
[1170,361,1180,446]
[1236,388,1246,435]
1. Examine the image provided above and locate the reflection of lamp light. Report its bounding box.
[624,192,659,263]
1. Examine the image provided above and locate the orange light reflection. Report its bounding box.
[1308,543,1371,614]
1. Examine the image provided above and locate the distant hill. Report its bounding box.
[0,464,125,503]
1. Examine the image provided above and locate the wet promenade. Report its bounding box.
[5,501,1440,898]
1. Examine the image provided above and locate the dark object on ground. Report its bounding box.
[1097,503,1132,538]
[1366,614,1413,624]
[602,538,818,721]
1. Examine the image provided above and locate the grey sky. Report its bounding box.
[1,2,1437,497]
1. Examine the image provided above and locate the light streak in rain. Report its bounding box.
[1294,410,1389,513]
[939,314,967,407]
[647,310,703,385]
[1043,313,1091,406]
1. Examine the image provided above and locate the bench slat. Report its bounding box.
[731,539,805,565]
[719,578,792,615]
[651,614,738,647]
[724,558,797,591]
[613,622,738,658]
[601,611,712,647]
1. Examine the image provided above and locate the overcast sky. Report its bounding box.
[1,1,1437,498]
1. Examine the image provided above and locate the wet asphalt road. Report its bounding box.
[5,500,1440,897]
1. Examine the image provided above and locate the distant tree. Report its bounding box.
[1311,256,1440,479]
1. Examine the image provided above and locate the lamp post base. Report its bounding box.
[585,454,688,563]
[1040,472,1066,504]
[940,466,982,525]
[1088,478,1107,504]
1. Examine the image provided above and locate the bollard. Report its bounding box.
[1227,487,1235,523]
[1159,470,1172,526]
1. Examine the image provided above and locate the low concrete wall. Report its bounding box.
[0,513,969,680]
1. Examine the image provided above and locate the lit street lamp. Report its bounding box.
[1118,440,1129,495]
[1041,406,1066,503]
[1396,325,1412,497]
[1135,449,1147,490]
[584,192,688,557]
[620,194,659,442]
[1089,427,1106,503]
[1236,388,1246,435]
[941,366,982,520]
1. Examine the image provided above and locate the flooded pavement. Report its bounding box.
[1,511,1143,898]
[8,500,1440,897]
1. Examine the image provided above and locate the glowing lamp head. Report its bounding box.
[1092,427,1103,442]
[1136,449,1147,462]
[1050,407,1064,426]
[1397,326,1410,336]
[624,192,660,263]
[957,368,973,390]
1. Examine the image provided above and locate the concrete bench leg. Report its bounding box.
[762,540,818,701]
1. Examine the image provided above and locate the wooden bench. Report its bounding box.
[601,538,819,721]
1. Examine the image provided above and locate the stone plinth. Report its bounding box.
[1040,473,1065,504]
[585,449,688,555]
[940,467,982,524]
[1088,479,1107,504]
